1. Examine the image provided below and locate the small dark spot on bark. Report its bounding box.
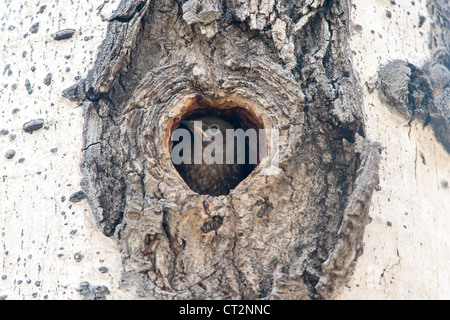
[30,22,39,34]
[256,200,273,218]
[62,82,85,102]
[23,119,44,133]
[201,216,223,233]
[442,180,449,189]
[43,73,52,86]
[25,79,33,95]
[419,152,426,165]
[418,15,426,28]
[69,191,88,203]
[37,5,47,14]
[5,150,16,159]
[77,282,110,300]
[51,28,76,41]
[98,266,109,273]
[74,252,84,262]
[3,64,11,75]
[0,129,8,135]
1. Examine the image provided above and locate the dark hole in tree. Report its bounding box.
[169,96,266,196]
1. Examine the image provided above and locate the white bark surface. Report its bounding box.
[0,0,449,300]
[0,0,130,300]
[338,0,450,299]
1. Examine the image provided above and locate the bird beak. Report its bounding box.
[181,120,208,138]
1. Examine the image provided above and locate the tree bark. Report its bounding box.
[71,0,381,300]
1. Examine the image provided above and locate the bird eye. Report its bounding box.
[209,125,219,133]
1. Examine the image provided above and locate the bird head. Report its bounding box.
[180,116,235,143]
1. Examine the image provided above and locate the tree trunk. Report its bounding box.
[71,0,380,300]
[0,0,449,300]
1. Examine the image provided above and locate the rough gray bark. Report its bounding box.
[66,0,380,300]
[377,53,450,154]
[377,0,450,154]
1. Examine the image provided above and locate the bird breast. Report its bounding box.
[180,162,243,196]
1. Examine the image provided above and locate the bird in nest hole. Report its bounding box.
[173,116,251,196]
